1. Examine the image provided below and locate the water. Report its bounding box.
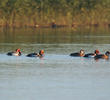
[0,27,110,100]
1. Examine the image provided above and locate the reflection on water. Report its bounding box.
[0,27,110,100]
[0,27,110,44]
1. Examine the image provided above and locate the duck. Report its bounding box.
[26,50,44,57]
[70,49,85,57]
[84,49,100,58]
[94,51,110,60]
[7,48,21,56]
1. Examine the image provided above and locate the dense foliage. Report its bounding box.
[0,0,109,27]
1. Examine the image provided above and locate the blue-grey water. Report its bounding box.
[0,27,110,100]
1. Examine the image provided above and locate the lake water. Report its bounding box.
[0,27,110,100]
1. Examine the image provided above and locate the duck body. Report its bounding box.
[7,52,21,56]
[94,51,110,60]
[84,53,95,58]
[70,49,85,57]
[84,50,100,58]
[7,49,21,56]
[94,54,108,60]
[7,52,14,56]
[26,50,44,58]
[70,52,81,57]
[26,53,38,57]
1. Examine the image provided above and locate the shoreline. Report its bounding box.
[0,23,110,29]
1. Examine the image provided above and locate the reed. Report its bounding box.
[0,0,109,28]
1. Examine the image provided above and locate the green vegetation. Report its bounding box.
[0,0,109,27]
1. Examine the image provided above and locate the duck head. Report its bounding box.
[16,48,21,52]
[80,49,85,56]
[94,49,100,55]
[105,51,110,56]
[39,50,44,56]
[15,48,21,56]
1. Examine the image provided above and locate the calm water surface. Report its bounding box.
[0,27,110,100]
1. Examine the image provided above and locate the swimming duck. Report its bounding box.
[94,51,110,60]
[26,50,44,57]
[70,49,85,57]
[84,49,100,58]
[7,48,21,56]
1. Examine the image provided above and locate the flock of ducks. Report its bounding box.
[7,49,44,58]
[7,48,110,60]
[70,49,110,60]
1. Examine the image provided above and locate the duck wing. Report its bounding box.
[94,54,104,59]
[70,52,80,57]
[84,53,94,58]
[7,52,14,56]
[26,53,38,57]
